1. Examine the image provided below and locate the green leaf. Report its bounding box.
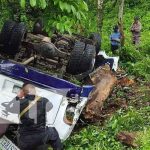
[83,1,88,11]
[20,0,26,9]
[80,11,86,20]
[45,27,49,33]
[59,1,71,13]
[54,0,59,5]
[30,0,36,7]
[64,24,69,30]
[67,28,72,35]
[78,1,88,11]
[65,3,71,13]
[111,119,118,129]
[59,1,65,11]
[76,12,81,20]
[71,5,76,15]
[60,25,65,33]
[40,0,47,9]
[56,23,61,30]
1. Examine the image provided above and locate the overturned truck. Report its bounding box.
[0,20,118,150]
[0,20,102,79]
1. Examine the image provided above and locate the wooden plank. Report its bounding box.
[22,56,36,65]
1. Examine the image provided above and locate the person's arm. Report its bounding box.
[5,97,20,114]
[139,22,142,31]
[111,37,120,43]
[134,22,142,32]
[130,23,134,32]
[43,98,53,112]
[113,38,120,42]
[110,34,120,43]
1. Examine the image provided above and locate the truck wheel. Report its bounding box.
[0,20,16,45]
[79,44,96,73]
[33,18,43,34]
[66,41,85,75]
[89,33,101,54]
[8,22,27,56]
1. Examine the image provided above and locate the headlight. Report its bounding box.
[64,104,76,125]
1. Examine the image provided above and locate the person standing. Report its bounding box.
[110,25,121,53]
[130,16,142,45]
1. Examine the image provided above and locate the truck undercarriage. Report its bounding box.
[0,20,119,150]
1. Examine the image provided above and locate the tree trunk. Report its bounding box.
[118,0,125,46]
[97,0,104,36]
[83,65,117,121]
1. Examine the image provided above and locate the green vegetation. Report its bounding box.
[102,3,150,81]
[1,0,149,81]
[0,0,88,35]
[64,84,150,150]
[0,0,150,149]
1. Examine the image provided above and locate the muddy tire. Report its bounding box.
[8,22,27,55]
[89,33,101,54]
[0,20,16,46]
[80,44,96,73]
[66,41,85,75]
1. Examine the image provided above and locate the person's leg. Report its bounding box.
[18,136,30,150]
[135,35,140,45]
[46,127,63,150]
[111,44,114,53]
[0,124,9,138]
[111,45,119,54]
[18,132,44,150]
[132,37,135,44]
[134,34,141,50]
[36,144,48,150]
[132,33,137,45]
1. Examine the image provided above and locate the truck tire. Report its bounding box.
[89,33,101,54]
[8,22,27,56]
[0,20,16,46]
[80,44,96,73]
[66,41,85,75]
[33,18,43,34]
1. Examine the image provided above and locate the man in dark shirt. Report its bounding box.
[6,83,63,150]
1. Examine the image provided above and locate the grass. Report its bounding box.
[137,128,150,150]
[64,107,150,150]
